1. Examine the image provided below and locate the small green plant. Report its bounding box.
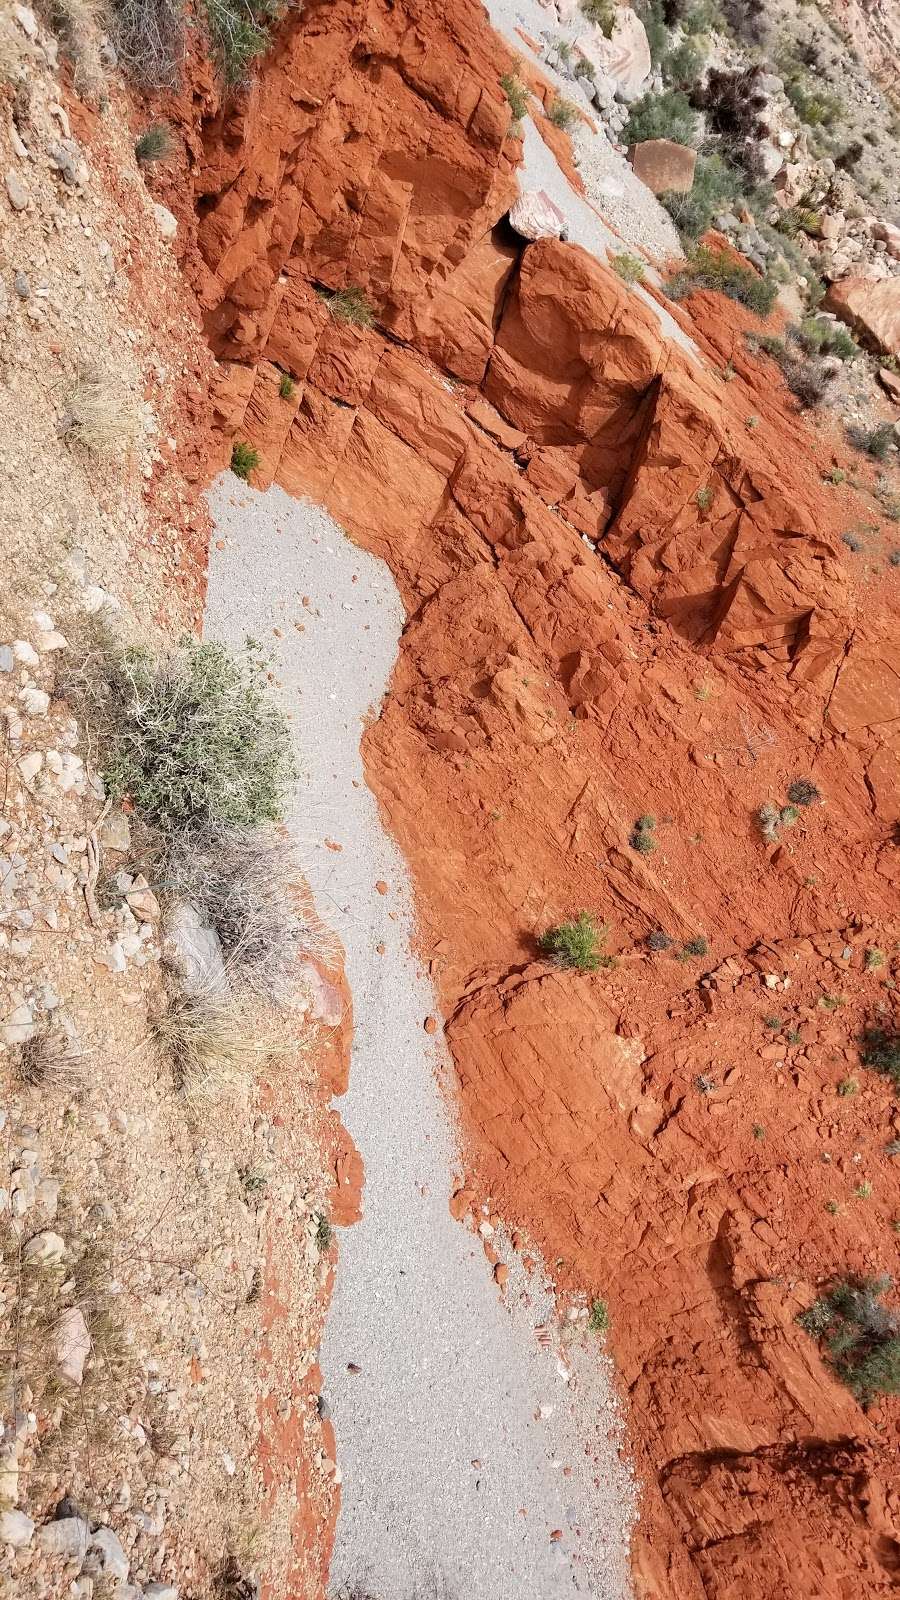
[861,1029,900,1089]
[753,1123,766,1139]
[547,95,578,130]
[322,286,375,328]
[847,422,894,462]
[278,371,294,400]
[825,1200,841,1215]
[826,467,846,485]
[837,1078,858,1097]
[746,414,760,430]
[661,152,740,242]
[667,246,776,318]
[587,1296,609,1332]
[696,485,713,511]
[538,913,611,972]
[787,778,820,807]
[203,0,283,85]
[629,814,656,855]
[92,638,298,834]
[315,1212,332,1253]
[855,1181,873,1199]
[695,1073,716,1094]
[623,87,698,148]
[763,1015,781,1030]
[678,935,709,960]
[783,71,843,129]
[231,441,260,480]
[611,253,646,287]
[819,994,844,1011]
[786,1029,801,1045]
[500,69,529,123]
[646,930,673,951]
[580,0,617,35]
[798,1276,900,1403]
[134,123,174,164]
[865,949,885,971]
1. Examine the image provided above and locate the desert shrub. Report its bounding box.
[108,0,184,86]
[155,984,271,1102]
[580,0,617,36]
[847,422,893,461]
[835,139,864,172]
[667,245,776,316]
[678,935,709,959]
[779,351,834,408]
[799,1276,900,1402]
[787,778,820,806]
[202,0,283,85]
[611,252,646,285]
[500,69,529,122]
[797,318,858,360]
[629,814,657,854]
[278,371,295,400]
[696,485,713,510]
[134,122,174,163]
[588,1297,609,1332]
[783,68,843,129]
[634,0,668,64]
[623,87,698,147]
[547,95,579,130]
[777,205,822,238]
[682,0,726,30]
[63,368,144,460]
[231,440,260,479]
[89,638,297,835]
[841,531,863,553]
[719,0,767,42]
[860,1029,900,1090]
[322,286,375,327]
[16,1029,84,1092]
[538,913,611,972]
[646,930,673,950]
[663,38,705,89]
[661,151,741,241]
[692,64,767,151]
[168,824,336,1001]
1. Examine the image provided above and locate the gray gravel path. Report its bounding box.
[204,477,636,1600]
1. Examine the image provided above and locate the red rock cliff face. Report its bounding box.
[168,3,900,1596]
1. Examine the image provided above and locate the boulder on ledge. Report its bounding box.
[629,139,696,195]
[824,275,900,359]
[508,189,568,242]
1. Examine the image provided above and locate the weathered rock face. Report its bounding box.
[171,5,900,1598]
[825,274,900,357]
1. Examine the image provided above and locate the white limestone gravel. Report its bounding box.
[204,476,636,1600]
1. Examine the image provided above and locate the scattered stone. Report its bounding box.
[165,901,227,995]
[152,202,178,241]
[825,275,900,360]
[424,1015,438,1034]
[0,646,13,672]
[0,1510,35,1548]
[629,139,696,195]
[125,875,160,921]
[14,271,30,299]
[879,367,900,403]
[56,1307,91,1385]
[5,171,29,212]
[3,1001,35,1046]
[13,4,38,39]
[101,810,132,852]
[36,629,68,652]
[23,1229,67,1266]
[12,638,39,666]
[35,1516,89,1561]
[84,1526,130,1585]
[143,1585,179,1600]
[47,140,78,186]
[20,685,50,716]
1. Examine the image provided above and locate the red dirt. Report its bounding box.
[152,0,900,1594]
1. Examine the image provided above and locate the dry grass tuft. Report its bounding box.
[16,1028,85,1092]
[63,367,144,461]
[154,984,274,1104]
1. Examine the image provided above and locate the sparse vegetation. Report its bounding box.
[667,246,776,317]
[753,1123,766,1139]
[860,1028,900,1090]
[134,122,174,164]
[155,984,272,1103]
[837,1077,858,1097]
[63,367,144,460]
[500,67,529,123]
[109,0,185,86]
[661,153,740,242]
[696,485,713,511]
[278,371,295,400]
[231,440,260,479]
[202,0,283,85]
[16,1028,85,1091]
[678,935,709,960]
[623,88,698,148]
[629,814,657,855]
[798,1276,900,1403]
[787,778,820,807]
[547,95,579,131]
[580,0,617,34]
[588,1296,609,1332]
[752,335,835,409]
[646,930,673,951]
[756,800,800,843]
[842,532,864,553]
[538,913,611,972]
[322,286,375,328]
[865,948,885,971]
[611,252,646,286]
[847,422,894,462]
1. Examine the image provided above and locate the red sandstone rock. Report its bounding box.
[629,138,697,195]
[825,274,900,358]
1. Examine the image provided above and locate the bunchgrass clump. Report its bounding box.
[90,638,298,835]
[134,122,174,164]
[500,68,529,123]
[322,286,375,328]
[678,935,709,960]
[154,984,272,1103]
[168,824,337,1002]
[847,422,893,462]
[580,0,617,35]
[667,246,776,317]
[860,1028,900,1090]
[16,1030,84,1092]
[278,371,295,400]
[587,1297,609,1332]
[231,441,260,479]
[798,1276,900,1402]
[63,367,143,460]
[538,913,610,972]
[202,0,282,85]
[611,252,646,286]
[547,95,578,130]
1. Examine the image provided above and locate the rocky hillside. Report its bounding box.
[3,0,900,1596]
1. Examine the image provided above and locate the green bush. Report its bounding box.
[97,639,298,834]
[134,122,173,164]
[662,37,705,88]
[784,70,843,130]
[667,245,776,317]
[278,371,294,400]
[538,913,611,972]
[231,441,260,479]
[588,1297,609,1332]
[580,0,617,36]
[661,152,741,241]
[500,69,529,123]
[611,252,646,285]
[203,0,282,84]
[629,814,656,854]
[861,1029,900,1090]
[847,422,893,462]
[322,286,375,327]
[797,318,858,360]
[678,935,709,960]
[798,1277,900,1402]
[623,87,698,147]
[547,95,579,130]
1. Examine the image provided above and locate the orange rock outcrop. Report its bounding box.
[157,2,900,1594]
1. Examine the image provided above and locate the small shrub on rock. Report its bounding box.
[202,0,283,85]
[678,935,709,960]
[629,814,657,854]
[860,1029,900,1090]
[63,367,143,461]
[799,1276,900,1402]
[134,122,174,164]
[580,0,617,35]
[611,252,646,285]
[538,913,611,972]
[278,371,295,400]
[500,68,529,123]
[667,245,776,317]
[588,1297,609,1331]
[623,87,698,148]
[646,930,673,951]
[322,286,375,328]
[231,441,260,479]
[547,95,579,130]
[787,778,820,806]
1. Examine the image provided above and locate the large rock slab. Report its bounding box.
[629,138,696,195]
[594,7,652,102]
[824,274,900,357]
[508,188,567,241]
